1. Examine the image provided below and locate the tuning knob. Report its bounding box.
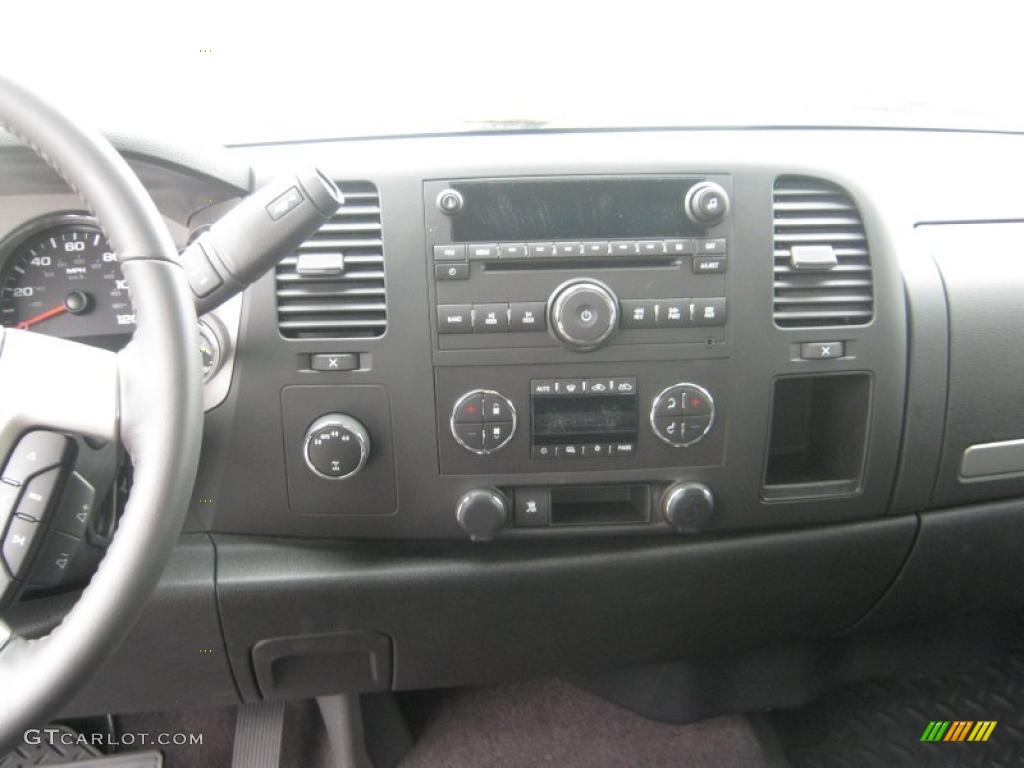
[456,489,508,541]
[548,279,619,351]
[303,414,371,480]
[684,182,730,225]
[662,482,715,533]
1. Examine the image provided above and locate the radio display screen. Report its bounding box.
[532,393,638,445]
[450,177,705,241]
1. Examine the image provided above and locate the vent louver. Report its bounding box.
[772,176,873,327]
[276,181,386,338]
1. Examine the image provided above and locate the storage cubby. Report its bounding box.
[763,374,871,499]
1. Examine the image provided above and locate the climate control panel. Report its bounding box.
[438,362,727,475]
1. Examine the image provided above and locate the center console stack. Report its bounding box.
[425,175,736,538]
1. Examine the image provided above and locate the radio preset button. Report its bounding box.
[554,242,582,257]
[637,240,665,255]
[437,305,473,334]
[527,242,556,259]
[498,243,528,260]
[509,302,547,332]
[581,241,609,257]
[663,239,695,255]
[434,262,469,281]
[473,303,510,332]
[609,240,637,256]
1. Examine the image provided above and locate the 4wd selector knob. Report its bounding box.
[548,279,619,351]
[303,414,370,480]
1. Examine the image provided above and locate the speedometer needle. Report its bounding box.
[16,304,68,330]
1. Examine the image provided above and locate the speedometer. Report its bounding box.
[0,215,135,348]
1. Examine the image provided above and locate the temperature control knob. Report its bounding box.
[548,279,619,351]
[662,482,715,533]
[456,488,508,541]
[684,181,730,225]
[303,414,370,480]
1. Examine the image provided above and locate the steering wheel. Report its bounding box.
[0,76,203,750]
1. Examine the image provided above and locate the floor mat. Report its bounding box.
[399,678,772,768]
[777,652,1024,767]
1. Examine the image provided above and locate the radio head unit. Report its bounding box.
[425,174,732,355]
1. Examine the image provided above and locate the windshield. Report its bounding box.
[2,2,1018,144]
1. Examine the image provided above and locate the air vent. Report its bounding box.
[276,181,386,338]
[773,176,873,327]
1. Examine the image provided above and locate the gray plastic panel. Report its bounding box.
[925,222,1024,506]
[214,518,915,697]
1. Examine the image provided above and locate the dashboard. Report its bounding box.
[4,126,1024,717]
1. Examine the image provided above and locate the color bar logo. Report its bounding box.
[921,721,997,742]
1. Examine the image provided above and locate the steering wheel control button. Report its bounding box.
[437,188,464,214]
[13,467,60,522]
[3,514,42,577]
[302,414,371,480]
[437,305,473,334]
[514,488,550,527]
[456,489,508,542]
[685,182,730,225]
[51,472,95,538]
[651,384,716,447]
[1,430,70,486]
[26,530,82,589]
[549,280,619,350]
[800,341,846,360]
[451,390,516,454]
[662,482,715,533]
[1,482,19,524]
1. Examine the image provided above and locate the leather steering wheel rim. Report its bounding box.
[0,76,203,751]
